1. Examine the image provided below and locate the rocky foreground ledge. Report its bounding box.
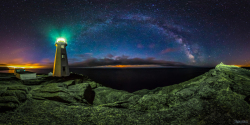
[1,63,250,125]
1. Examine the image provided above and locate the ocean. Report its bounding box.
[1,67,250,93]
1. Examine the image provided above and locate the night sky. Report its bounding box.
[1,0,250,68]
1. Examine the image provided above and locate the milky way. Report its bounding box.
[74,13,201,63]
[0,0,250,67]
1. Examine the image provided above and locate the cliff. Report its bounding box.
[0,63,250,124]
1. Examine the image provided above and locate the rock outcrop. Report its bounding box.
[0,85,31,112]
[0,64,250,125]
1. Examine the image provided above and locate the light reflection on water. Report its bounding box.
[0,69,53,74]
[0,70,14,73]
[1,67,250,93]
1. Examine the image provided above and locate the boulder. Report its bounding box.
[31,82,77,103]
[73,79,83,84]
[30,82,95,105]
[32,92,78,103]
[63,80,74,86]
[132,89,151,95]
[0,96,20,104]
[21,79,46,85]
[87,81,103,89]
[68,83,94,104]
[7,86,31,94]
[0,86,31,112]
[93,87,134,105]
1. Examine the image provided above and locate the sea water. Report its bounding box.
[1,67,250,93]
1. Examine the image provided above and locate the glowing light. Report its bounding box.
[6,65,45,69]
[56,38,66,43]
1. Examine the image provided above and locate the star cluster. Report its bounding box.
[0,0,250,68]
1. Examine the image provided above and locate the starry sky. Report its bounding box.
[0,0,250,68]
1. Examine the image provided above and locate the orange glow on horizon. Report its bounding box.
[233,65,242,67]
[5,64,48,69]
[234,65,250,67]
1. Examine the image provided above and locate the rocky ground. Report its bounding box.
[0,63,250,125]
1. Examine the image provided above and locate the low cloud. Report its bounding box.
[106,54,114,59]
[41,58,51,63]
[70,55,187,67]
[77,53,93,59]
[68,58,81,63]
[160,47,180,54]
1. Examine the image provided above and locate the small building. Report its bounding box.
[14,68,25,75]
[48,72,53,76]
[14,68,36,80]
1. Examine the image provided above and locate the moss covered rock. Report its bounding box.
[1,64,250,124]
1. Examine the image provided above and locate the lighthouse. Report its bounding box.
[53,38,70,77]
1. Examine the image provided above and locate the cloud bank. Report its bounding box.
[69,54,188,67]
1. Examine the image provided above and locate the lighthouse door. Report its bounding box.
[63,67,66,75]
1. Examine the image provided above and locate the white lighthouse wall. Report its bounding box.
[53,43,69,77]
[61,46,70,76]
[53,43,62,76]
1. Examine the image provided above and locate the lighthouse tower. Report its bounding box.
[53,38,70,77]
